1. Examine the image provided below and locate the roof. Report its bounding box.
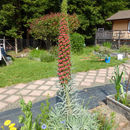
[106,10,130,21]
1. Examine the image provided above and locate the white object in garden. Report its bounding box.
[36,47,38,50]
[0,48,1,60]
[117,54,123,60]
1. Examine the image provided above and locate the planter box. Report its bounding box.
[107,92,130,120]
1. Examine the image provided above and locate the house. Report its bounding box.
[95,10,130,46]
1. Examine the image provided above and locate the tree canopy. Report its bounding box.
[30,13,79,49]
[0,0,60,39]
[0,0,129,45]
[68,0,128,43]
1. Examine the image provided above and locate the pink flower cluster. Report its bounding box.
[58,18,71,86]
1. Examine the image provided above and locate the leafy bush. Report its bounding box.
[19,99,36,130]
[35,99,50,130]
[49,46,58,57]
[70,33,85,53]
[120,45,130,53]
[40,52,55,62]
[19,98,50,130]
[103,41,112,48]
[95,46,112,59]
[94,45,100,52]
[28,49,46,59]
[30,13,80,49]
[119,45,130,57]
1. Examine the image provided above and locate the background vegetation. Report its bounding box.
[0,0,129,45]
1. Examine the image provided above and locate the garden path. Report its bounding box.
[0,62,129,112]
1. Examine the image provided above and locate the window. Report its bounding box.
[128,21,130,32]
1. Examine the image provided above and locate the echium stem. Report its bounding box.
[58,17,71,86]
[61,0,68,15]
[58,0,72,116]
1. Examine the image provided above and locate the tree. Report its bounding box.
[0,0,60,53]
[0,0,129,48]
[67,0,128,44]
[30,13,80,49]
[0,1,22,53]
[21,0,60,45]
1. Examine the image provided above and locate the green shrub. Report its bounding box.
[94,45,100,52]
[49,46,58,57]
[19,98,50,130]
[103,41,112,48]
[19,99,36,130]
[70,33,85,53]
[29,49,55,62]
[35,99,50,130]
[29,49,45,58]
[95,46,112,59]
[119,45,130,57]
[120,45,130,52]
[40,52,55,62]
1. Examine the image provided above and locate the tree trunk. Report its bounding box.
[26,31,30,47]
[15,38,18,54]
[20,39,23,51]
[45,39,52,50]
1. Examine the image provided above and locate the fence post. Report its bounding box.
[118,31,121,48]
[15,38,18,54]
[95,32,97,45]
[3,36,5,50]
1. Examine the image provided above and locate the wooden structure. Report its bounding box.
[0,37,5,61]
[0,37,10,65]
[95,10,130,46]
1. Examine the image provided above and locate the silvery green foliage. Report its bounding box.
[47,83,100,130]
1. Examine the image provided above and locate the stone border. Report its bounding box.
[107,92,130,120]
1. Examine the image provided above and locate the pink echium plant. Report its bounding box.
[58,17,71,86]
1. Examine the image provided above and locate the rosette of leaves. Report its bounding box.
[47,84,100,130]
[110,66,125,101]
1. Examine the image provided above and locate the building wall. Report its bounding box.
[112,20,128,30]
[112,20,130,39]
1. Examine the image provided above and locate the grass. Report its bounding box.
[0,47,127,87]
[71,53,126,73]
[0,58,57,87]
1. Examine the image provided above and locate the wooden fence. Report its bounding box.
[95,30,130,47]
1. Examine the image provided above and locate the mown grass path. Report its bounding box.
[0,55,126,87]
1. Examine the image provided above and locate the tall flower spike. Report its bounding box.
[58,17,71,86]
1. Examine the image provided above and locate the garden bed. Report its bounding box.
[107,92,130,120]
[90,102,130,130]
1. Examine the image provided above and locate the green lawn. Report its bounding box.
[0,49,127,87]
